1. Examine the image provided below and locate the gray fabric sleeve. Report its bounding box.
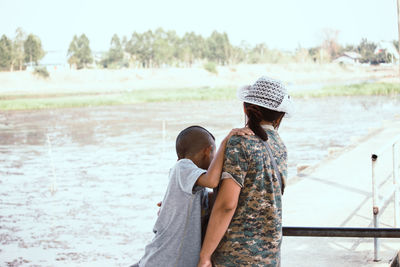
[177,160,207,195]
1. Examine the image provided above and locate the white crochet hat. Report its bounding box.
[237,76,294,117]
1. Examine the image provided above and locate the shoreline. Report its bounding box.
[1,63,398,111]
[0,82,399,111]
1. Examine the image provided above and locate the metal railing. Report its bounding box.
[281,137,400,263]
[371,137,400,261]
[282,226,400,265]
[283,226,400,238]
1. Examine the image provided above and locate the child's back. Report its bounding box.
[138,158,208,267]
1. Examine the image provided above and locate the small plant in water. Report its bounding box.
[203,61,218,74]
[33,67,50,79]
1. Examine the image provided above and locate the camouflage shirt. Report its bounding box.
[212,128,287,267]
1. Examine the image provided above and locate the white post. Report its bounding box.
[162,120,166,142]
[46,134,57,195]
[162,120,166,155]
[393,143,400,227]
[371,154,380,261]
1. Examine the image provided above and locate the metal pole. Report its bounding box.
[394,143,400,227]
[371,154,380,261]
[162,120,166,155]
[162,120,166,143]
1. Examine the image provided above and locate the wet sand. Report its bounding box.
[1,97,400,266]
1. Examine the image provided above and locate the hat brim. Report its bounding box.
[237,85,293,118]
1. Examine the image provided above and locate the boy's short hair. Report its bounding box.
[175,126,215,159]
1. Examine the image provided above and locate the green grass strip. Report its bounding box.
[1,82,399,110]
[0,87,237,110]
[292,82,400,98]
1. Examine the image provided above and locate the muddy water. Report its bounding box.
[1,96,399,266]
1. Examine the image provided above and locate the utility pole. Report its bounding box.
[397,0,400,76]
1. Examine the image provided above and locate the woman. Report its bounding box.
[198,76,293,267]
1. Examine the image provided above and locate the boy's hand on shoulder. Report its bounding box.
[227,127,254,139]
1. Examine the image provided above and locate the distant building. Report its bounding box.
[93,51,105,64]
[38,50,69,71]
[333,51,361,65]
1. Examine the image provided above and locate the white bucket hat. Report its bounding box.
[237,76,294,117]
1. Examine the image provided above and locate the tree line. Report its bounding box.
[0,27,398,71]
[0,28,44,71]
[98,29,234,69]
[68,28,400,69]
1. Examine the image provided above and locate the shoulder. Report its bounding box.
[176,158,197,168]
[174,159,203,175]
[267,131,287,153]
[227,135,261,148]
[227,135,262,153]
[225,135,263,163]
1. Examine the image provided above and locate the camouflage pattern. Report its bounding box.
[212,129,287,267]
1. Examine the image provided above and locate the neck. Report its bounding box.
[182,155,204,169]
[260,121,273,126]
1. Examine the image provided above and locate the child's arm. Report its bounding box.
[195,128,253,188]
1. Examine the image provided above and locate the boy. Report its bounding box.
[132,125,253,267]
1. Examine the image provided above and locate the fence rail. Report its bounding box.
[283,226,400,238]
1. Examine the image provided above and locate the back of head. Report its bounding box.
[244,103,284,141]
[175,126,215,160]
[238,76,293,141]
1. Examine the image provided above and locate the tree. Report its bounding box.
[67,34,93,69]
[67,35,79,68]
[357,38,377,63]
[248,43,268,63]
[180,32,206,66]
[206,31,231,65]
[152,28,174,67]
[126,30,155,68]
[230,46,245,64]
[101,34,125,68]
[109,34,124,63]
[0,35,12,71]
[24,34,45,66]
[308,47,320,63]
[12,27,26,71]
[125,32,142,67]
[121,35,128,50]
[320,28,341,61]
[393,40,399,53]
[294,46,311,63]
[141,30,155,68]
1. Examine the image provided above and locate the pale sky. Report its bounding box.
[0,0,398,52]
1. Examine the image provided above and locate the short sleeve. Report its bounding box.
[222,136,248,188]
[176,159,207,195]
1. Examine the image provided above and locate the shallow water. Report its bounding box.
[0,96,399,266]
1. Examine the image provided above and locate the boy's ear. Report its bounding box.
[203,145,213,157]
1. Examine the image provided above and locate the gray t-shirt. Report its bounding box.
[138,159,208,267]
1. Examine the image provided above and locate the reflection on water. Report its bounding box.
[0,96,399,266]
